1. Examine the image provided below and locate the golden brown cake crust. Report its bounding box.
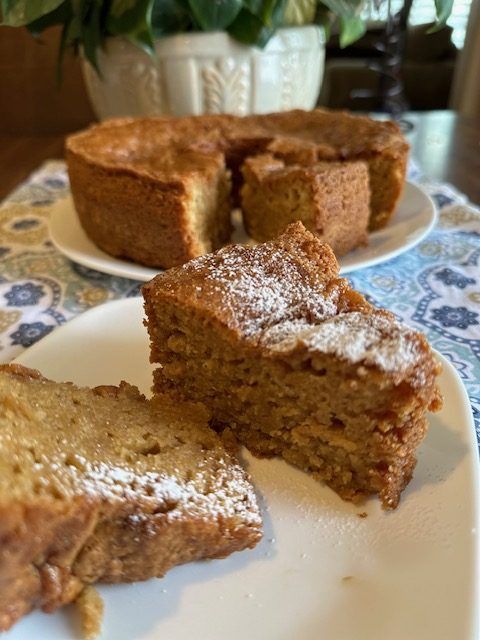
[66,137,232,268]
[0,364,261,631]
[144,221,350,342]
[143,223,441,510]
[241,154,370,255]
[143,221,436,390]
[247,109,407,157]
[67,109,409,267]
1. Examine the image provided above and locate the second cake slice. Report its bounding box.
[0,365,261,631]
[143,222,442,509]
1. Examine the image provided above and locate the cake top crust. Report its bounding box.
[243,153,368,183]
[261,311,430,383]
[67,108,408,174]
[247,109,407,157]
[143,223,436,388]
[66,118,226,181]
[144,221,354,336]
[0,364,261,528]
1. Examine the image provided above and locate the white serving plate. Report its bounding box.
[49,181,436,281]
[12,297,478,640]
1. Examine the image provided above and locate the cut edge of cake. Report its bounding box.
[240,153,370,255]
[66,134,233,269]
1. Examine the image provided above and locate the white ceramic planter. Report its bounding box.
[81,26,325,119]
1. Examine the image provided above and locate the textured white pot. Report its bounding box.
[81,26,325,119]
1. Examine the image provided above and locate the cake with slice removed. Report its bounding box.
[0,364,261,632]
[67,109,408,269]
[143,222,442,510]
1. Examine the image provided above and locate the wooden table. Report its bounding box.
[1,110,479,203]
[404,111,480,204]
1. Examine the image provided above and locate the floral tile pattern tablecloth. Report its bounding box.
[1,160,479,440]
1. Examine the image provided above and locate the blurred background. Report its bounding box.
[0,0,478,134]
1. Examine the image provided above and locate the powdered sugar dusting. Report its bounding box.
[76,457,261,527]
[259,318,314,344]
[181,243,339,337]
[167,231,426,377]
[263,311,422,373]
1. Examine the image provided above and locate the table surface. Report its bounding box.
[0,117,478,470]
[0,110,479,204]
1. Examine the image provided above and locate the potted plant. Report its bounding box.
[1,0,453,119]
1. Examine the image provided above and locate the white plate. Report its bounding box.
[12,298,478,640]
[49,181,436,280]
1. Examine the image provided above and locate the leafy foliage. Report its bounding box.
[0,0,455,72]
[1,0,65,26]
[429,0,454,31]
[107,0,155,54]
[188,0,243,31]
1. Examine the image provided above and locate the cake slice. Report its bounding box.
[241,153,370,255]
[0,364,261,632]
[143,222,442,510]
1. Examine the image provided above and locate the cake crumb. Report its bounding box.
[357,512,368,518]
[76,586,104,639]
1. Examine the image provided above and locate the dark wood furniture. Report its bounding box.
[0,111,479,204]
[0,26,94,135]
[405,111,480,204]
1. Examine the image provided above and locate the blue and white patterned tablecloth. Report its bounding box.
[1,160,479,439]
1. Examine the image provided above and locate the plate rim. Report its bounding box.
[49,181,437,281]
[339,181,437,274]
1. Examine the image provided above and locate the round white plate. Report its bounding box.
[49,181,436,281]
[12,298,479,640]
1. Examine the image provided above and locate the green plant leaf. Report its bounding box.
[242,0,263,16]
[313,5,333,39]
[81,0,103,72]
[319,0,366,21]
[228,7,272,46]
[66,0,84,42]
[241,0,286,26]
[1,0,66,26]
[151,0,192,36]
[434,0,454,24]
[261,0,281,24]
[258,0,274,23]
[339,14,365,47]
[268,0,287,27]
[110,0,137,18]
[427,0,453,31]
[187,0,242,31]
[107,0,155,54]
[26,1,72,35]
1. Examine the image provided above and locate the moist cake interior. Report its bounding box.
[143,223,441,509]
[0,365,261,631]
